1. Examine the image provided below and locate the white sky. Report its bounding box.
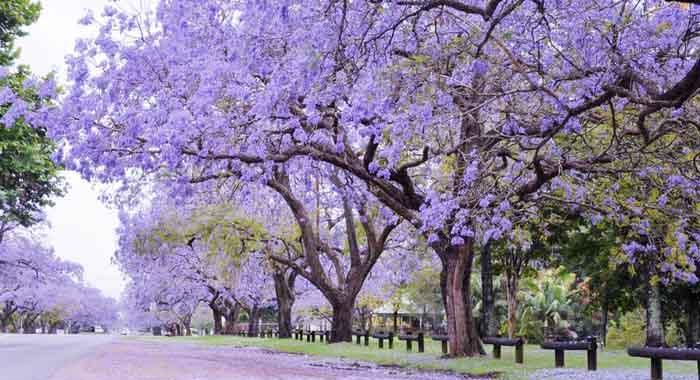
[17,0,124,299]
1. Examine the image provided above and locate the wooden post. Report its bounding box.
[389,333,394,349]
[355,333,361,345]
[418,333,424,353]
[311,331,316,343]
[364,332,369,346]
[406,339,413,352]
[651,358,662,380]
[306,332,311,343]
[493,344,501,359]
[515,342,524,364]
[555,349,565,368]
[441,340,448,354]
[378,337,384,349]
[587,337,597,371]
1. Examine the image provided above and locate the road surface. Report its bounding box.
[0,334,479,379]
[0,334,115,380]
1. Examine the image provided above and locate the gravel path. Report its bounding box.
[49,339,485,380]
[530,368,696,380]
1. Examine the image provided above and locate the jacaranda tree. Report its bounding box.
[9,0,696,355]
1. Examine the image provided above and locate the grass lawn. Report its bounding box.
[137,335,698,379]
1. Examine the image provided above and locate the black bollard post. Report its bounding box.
[515,341,524,364]
[651,358,662,380]
[418,333,424,353]
[555,349,565,368]
[493,344,502,359]
[587,337,597,371]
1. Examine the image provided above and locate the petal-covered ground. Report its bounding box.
[530,368,696,380]
[50,339,486,380]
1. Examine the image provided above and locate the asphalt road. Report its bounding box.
[0,333,115,380]
[0,335,474,379]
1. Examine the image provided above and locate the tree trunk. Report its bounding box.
[247,306,260,337]
[645,280,665,347]
[22,316,37,334]
[330,301,353,342]
[183,316,192,336]
[1,302,15,333]
[481,244,497,337]
[273,270,296,338]
[506,273,519,339]
[687,292,700,347]
[224,301,241,335]
[211,306,223,335]
[442,242,483,356]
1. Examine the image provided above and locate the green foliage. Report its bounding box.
[404,267,443,314]
[0,0,40,66]
[666,322,683,348]
[0,2,63,234]
[605,307,683,349]
[606,309,646,349]
[553,219,640,316]
[133,203,269,279]
[520,268,577,339]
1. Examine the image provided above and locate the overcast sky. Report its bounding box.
[17,0,124,299]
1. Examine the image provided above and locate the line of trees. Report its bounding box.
[2,0,700,357]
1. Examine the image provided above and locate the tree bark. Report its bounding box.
[247,306,260,337]
[330,301,353,342]
[480,244,497,337]
[1,302,16,333]
[441,241,483,356]
[273,270,296,338]
[506,272,519,339]
[211,305,223,335]
[22,315,37,334]
[645,280,665,347]
[224,300,241,335]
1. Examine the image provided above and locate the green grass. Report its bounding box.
[136,335,699,380]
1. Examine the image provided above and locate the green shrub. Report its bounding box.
[606,309,645,349]
[607,308,685,349]
[665,322,683,347]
